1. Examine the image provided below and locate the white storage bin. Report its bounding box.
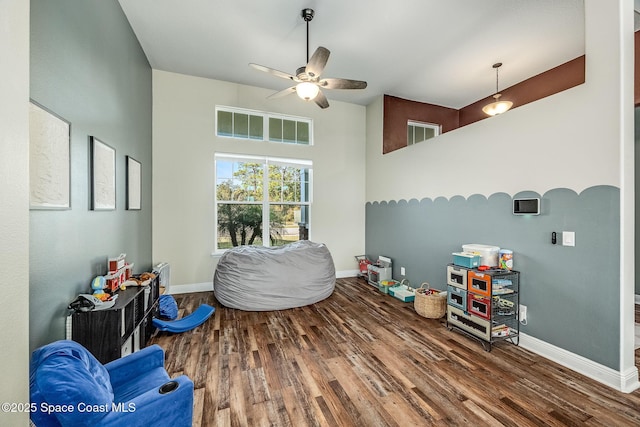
[462,244,500,267]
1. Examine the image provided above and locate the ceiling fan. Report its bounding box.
[249,8,367,109]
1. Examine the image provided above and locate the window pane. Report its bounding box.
[407,121,439,145]
[216,161,263,201]
[297,121,309,144]
[268,165,283,202]
[415,126,426,143]
[218,110,233,136]
[217,204,263,249]
[300,169,310,203]
[268,165,309,202]
[233,162,263,201]
[234,113,249,138]
[269,204,307,246]
[282,120,296,143]
[269,118,282,141]
[215,160,234,201]
[424,127,436,139]
[249,115,263,140]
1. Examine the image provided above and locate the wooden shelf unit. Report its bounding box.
[70,276,160,364]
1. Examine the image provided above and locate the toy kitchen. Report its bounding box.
[366,255,393,287]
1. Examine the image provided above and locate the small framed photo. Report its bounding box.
[126,156,141,210]
[90,136,116,210]
[29,101,71,209]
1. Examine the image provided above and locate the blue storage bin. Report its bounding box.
[452,252,481,268]
[447,285,467,310]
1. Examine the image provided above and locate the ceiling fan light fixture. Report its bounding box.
[296,82,319,101]
[483,62,512,116]
[249,8,366,109]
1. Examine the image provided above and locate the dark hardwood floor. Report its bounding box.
[150,278,640,426]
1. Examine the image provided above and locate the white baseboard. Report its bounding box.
[168,282,213,294]
[336,269,359,278]
[635,294,640,304]
[519,332,640,393]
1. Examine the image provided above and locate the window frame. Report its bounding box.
[215,106,313,146]
[214,153,313,253]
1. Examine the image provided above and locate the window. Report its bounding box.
[216,106,312,145]
[268,116,310,144]
[215,153,311,251]
[216,109,264,140]
[407,120,440,145]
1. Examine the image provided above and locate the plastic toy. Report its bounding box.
[91,276,109,301]
[153,304,215,333]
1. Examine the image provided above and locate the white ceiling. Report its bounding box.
[118,0,585,109]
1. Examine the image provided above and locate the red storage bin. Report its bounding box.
[467,293,491,319]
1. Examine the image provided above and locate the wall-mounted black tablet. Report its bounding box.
[513,198,540,215]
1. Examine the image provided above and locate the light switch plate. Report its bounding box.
[562,231,575,247]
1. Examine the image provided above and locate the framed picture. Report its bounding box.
[126,156,141,210]
[29,101,71,209]
[90,136,116,210]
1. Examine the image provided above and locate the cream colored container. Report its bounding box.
[462,244,500,267]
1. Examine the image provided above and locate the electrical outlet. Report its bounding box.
[400,267,406,276]
[519,304,527,322]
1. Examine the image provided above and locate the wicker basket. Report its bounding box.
[414,282,447,318]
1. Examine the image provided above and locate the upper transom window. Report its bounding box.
[216,106,313,145]
[407,120,440,145]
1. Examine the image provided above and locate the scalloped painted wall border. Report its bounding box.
[365,185,619,207]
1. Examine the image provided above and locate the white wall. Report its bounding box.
[0,0,30,423]
[366,77,621,201]
[365,0,637,391]
[153,70,366,286]
[366,0,630,203]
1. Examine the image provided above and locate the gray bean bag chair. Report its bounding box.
[213,240,336,311]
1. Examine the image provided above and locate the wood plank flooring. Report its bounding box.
[150,278,640,426]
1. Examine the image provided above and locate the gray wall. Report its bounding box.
[29,0,152,351]
[366,185,620,369]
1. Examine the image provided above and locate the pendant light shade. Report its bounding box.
[482,94,513,116]
[482,62,512,116]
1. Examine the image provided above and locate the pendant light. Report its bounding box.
[482,62,513,116]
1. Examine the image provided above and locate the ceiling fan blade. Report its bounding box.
[267,86,296,99]
[320,78,368,90]
[314,90,329,109]
[305,46,330,78]
[249,63,297,81]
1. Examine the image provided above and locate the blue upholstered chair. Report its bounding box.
[30,340,193,426]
